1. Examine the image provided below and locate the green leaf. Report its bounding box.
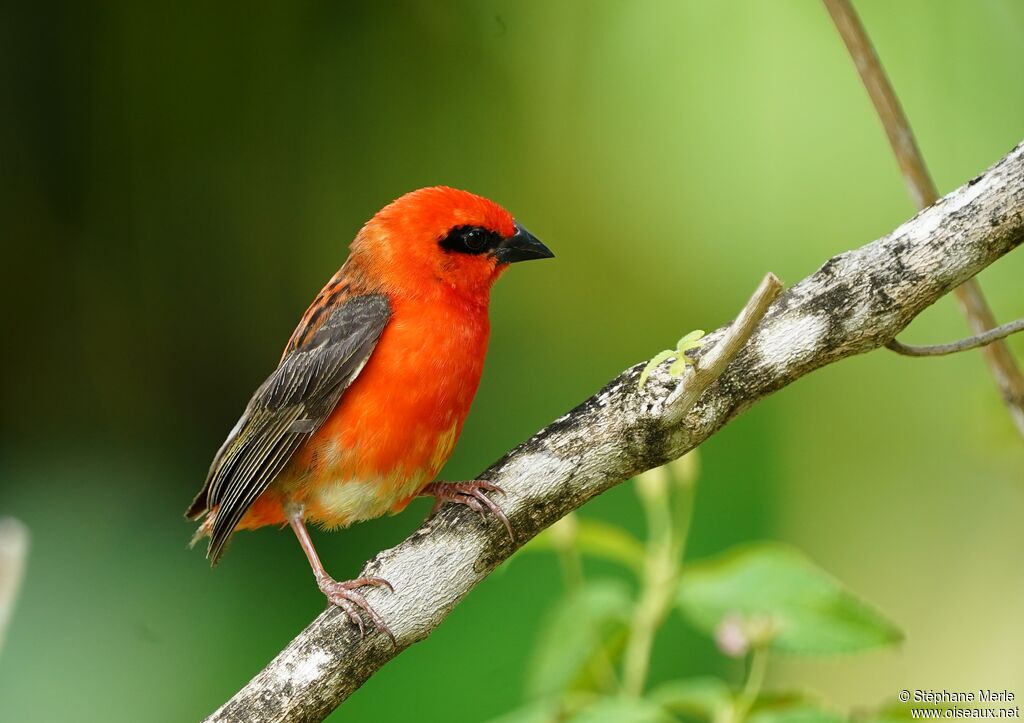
[857,704,919,722]
[569,697,676,723]
[526,580,633,698]
[668,354,693,377]
[677,329,706,346]
[648,677,733,720]
[485,700,560,723]
[639,350,675,389]
[669,330,705,377]
[638,330,706,389]
[517,518,645,575]
[574,519,647,574]
[676,542,903,655]
[748,705,846,723]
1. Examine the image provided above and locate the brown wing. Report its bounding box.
[186,292,391,564]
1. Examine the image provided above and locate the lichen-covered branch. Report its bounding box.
[205,142,1024,723]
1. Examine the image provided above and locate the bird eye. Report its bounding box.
[439,225,494,255]
[462,228,487,251]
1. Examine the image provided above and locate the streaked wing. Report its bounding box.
[190,292,391,564]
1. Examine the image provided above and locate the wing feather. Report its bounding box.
[187,292,391,564]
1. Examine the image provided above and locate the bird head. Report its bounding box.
[352,186,553,302]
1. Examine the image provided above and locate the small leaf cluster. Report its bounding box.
[638,330,707,390]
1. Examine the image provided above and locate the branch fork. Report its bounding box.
[664,273,785,421]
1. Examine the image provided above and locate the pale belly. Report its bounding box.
[298,420,460,527]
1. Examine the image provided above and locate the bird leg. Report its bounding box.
[420,481,514,541]
[287,511,394,642]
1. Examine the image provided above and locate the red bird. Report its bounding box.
[186,187,552,634]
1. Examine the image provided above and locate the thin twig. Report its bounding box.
[665,274,784,420]
[622,468,675,697]
[822,0,1024,436]
[733,646,769,723]
[886,318,1024,357]
[621,459,697,698]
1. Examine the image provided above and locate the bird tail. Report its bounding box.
[188,508,215,549]
[185,484,209,521]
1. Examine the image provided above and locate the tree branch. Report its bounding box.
[822,0,1024,436]
[885,318,1024,357]
[205,142,1024,723]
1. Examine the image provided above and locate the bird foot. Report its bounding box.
[422,480,514,541]
[317,575,395,642]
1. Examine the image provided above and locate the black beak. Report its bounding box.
[493,222,554,264]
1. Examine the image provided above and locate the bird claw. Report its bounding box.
[424,480,514,542]
[317,575,395,643]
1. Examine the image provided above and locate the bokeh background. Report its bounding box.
[2,1,1022,720]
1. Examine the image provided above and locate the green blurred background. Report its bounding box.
[1,1,1022,720]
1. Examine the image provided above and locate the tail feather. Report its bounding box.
[185,486,209,521]
[187,505,215,555]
